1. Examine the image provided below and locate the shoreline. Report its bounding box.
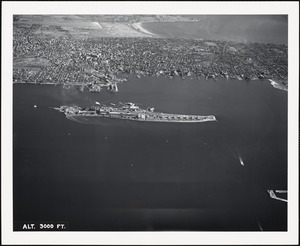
[268,79,288,91]
[131,22,157,37]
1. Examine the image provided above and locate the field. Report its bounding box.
[15,15,287,43]
[15,15,153,38]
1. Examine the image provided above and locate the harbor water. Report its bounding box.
[142,16,288,44]
[13,76,287,231]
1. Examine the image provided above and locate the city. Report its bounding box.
[13,16,288,92]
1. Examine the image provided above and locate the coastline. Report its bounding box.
[268,79,288,91]
[131,22,157,37]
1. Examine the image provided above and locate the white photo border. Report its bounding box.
[1,1,299,245]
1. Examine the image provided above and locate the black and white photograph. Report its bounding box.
[2,1,299,245]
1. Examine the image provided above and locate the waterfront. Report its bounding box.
[13,15,288,91]
[13,76,287,231]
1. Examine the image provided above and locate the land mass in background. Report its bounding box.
[13,15,288,92]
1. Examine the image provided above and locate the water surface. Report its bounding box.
[13,76,287,231]
[143,16,288,44]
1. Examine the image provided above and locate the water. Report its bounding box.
[143,16,288,44]
[13,76,287,231]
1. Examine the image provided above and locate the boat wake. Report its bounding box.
[238,155,245,166]
[230,148,245,166]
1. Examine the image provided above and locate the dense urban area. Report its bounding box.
[13,16,288,92]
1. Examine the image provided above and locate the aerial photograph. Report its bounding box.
[12,11,289,234]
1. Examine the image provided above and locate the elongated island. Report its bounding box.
[53,102,217,123]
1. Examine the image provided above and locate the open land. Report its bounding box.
[13,15,288,92]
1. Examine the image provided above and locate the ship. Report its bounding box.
[53,102,217,123]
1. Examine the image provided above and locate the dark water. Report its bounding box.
[143,16,288,44]
[13,76,287,231]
